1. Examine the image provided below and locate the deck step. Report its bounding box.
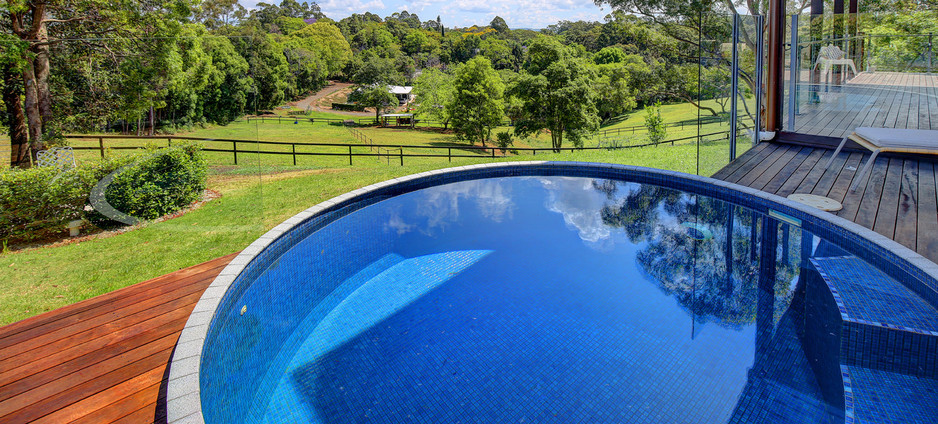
[842,365,938,424]
[810,256,938,377]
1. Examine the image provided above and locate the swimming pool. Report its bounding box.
[168,162,938,423]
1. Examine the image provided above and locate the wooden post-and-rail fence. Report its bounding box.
[65,130,733,167]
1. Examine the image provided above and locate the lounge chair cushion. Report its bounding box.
[854,127,938,151]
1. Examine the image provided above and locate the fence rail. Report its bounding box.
[64,129,732,166]
[594,116,726,139]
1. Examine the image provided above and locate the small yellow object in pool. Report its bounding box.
[240,305,247,316]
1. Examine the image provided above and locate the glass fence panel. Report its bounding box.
[0,13,771,325]
[783,12,938,138]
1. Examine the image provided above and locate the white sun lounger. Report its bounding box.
[823,127,938,191]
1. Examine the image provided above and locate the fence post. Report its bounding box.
[399,148,403,166]
[349,145,353,166]
[929,33,934,74]
[233,141,238,165]
[168,137,172,147]
[492,147,495,158]
[729,13,740,161]
[292,144,297,166]
[448,147,452,162]
[533,149,536,156]
[99,137,105,158]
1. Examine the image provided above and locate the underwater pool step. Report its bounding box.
[842,365,938,424]
[810,256,938,377]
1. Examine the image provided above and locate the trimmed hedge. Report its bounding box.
[105,143,207,220]
[0,143,207,245]
[332,102,365,112]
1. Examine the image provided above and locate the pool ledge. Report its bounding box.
[166,160,938,424]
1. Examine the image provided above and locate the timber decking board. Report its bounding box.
[873,158,905,239]
[791,72,938,138]
[894,160,920,252]
[0,252,236,424]
[713,141,938,265]
[917,162,938,258]
[853,156,891,230]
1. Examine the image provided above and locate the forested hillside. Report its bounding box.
[1,0,932,165]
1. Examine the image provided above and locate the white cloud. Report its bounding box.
[539,177,614,247]
[318,0,387,16]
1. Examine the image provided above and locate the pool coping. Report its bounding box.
[165,161,938,423]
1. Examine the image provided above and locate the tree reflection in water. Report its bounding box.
[598,180,803,330]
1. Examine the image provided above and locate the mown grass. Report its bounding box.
[0,102,753,325]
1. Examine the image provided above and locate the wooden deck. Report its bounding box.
[789,71,938,138]
[714,141,938,264]
[0,253,235,424]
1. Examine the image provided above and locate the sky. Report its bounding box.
[242,0,614,30]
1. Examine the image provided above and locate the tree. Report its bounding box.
[412,68,454,129]
[447,57,504,146]
[593,46,627,64]
[643,101,667,144]
[351,50,399,85]
[480,37,513,69]
[1,34,28,167]
[289,21,353,77]
[352,84,399,122]
[593,62,638,120]
[200,36,253,124]
[490,16,509,33]
[512,56,600,151]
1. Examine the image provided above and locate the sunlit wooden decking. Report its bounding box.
[713,140,938,264]
[0,253,236,424]
[789,71,938,138]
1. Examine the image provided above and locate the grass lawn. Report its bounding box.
[0,102,753,325]
[598,97,759,146]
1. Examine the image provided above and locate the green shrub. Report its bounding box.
[332,102,366,112]
[496,131,513,153]
[0,143,207,245]
[0,156,131,244]
[644,101,668,145]
[105,143,207,220]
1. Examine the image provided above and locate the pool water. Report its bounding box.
[200,175,936,423]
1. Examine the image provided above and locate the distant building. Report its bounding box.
[388,85,414,105]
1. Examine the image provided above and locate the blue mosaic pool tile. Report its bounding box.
[811,256,938,333]
[811,256,938,377]
[843,365,938,424]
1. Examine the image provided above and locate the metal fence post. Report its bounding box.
[399,148,403,166]
[349,145,353,165]
[99,137,105,157]
[788,14,799,132]
[448,147,452,162]
[753,14,765,146]
[729,13,741,161]
[233,141,238,165]
[929,33,933,74]
[292,144,297,165]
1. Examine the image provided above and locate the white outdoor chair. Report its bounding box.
[813,44,858,84]
[824,127,938,191]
